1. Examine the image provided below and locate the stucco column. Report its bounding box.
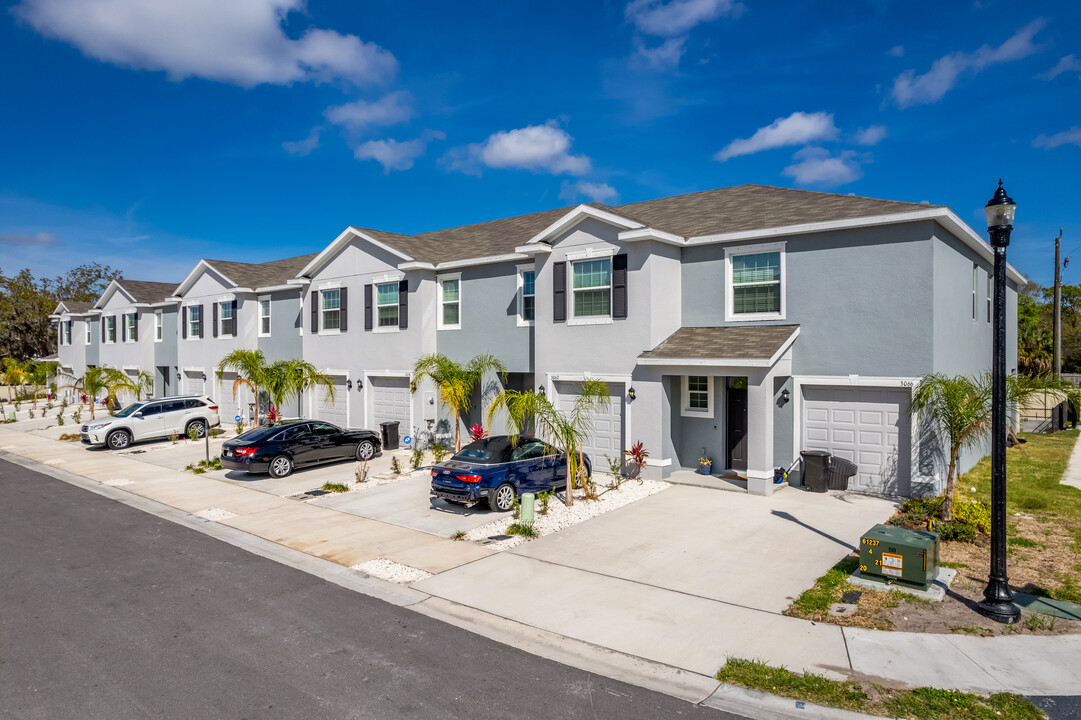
[633,368,668,481]
[745,367,777,496]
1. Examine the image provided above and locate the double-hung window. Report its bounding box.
[125,313,137,342]
[155,311,163,341]
[376,282,399,328]
[972,264,978,320]
[438,275,460,330]
[681,376,714,418]
[571,258,611,320]
[986,275,992,324]
[63,321,72,345]
[188,306,201,338]
[106,316,117,343]
[85,321,92,345]
[321,289,340,332]
[220,302,235,336]
[725,243,785,321]
[518,267,535,325]
[259,299,271,336]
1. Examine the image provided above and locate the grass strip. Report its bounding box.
[717,658,1045,720]
[321,482,350,493]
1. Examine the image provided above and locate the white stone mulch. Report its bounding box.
[353,558,432,585]
[462,477,670,552]
[193,507,237,522]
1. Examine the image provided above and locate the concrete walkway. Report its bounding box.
[3,422,1080,705]
[1062,430,1081,491]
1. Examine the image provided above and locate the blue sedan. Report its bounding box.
[430,435,592,512]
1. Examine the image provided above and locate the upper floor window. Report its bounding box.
[518,266,535,326]
[125,313,137,342]
[61,321,71,345]
[155,311,163,342]
[188,306,201,338]
[377,282,399,328]
[725,243,785,321]
[321,288,340,332]
[85,321,92,345]
[105,316,117,343]
[986,274,991,324]
[259,299,271,336]
[572,258,611,319]
[219,302,235,336]
[438,275,460,330]
[972,264,978,321]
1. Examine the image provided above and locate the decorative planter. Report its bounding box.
[697,463,712,475]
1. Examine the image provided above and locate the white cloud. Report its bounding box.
[282,128,320,157]
[631,37,686,70]
[887,45,904,58]
[10,0,398,88]
[625,0,742,37]
[1039,54,1081,81]
[1033,126,1081,150]
[324,91,413,130]
[714,111,839,162]
[890,18,1045,108]
[782,147,865,187]
[443,122,592,176]
[0,231,60,246]
[854,125,887,146]
[559,181,619,204]
[353,130,444,173]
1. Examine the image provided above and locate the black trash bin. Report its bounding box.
[800,450,831,492]
[827,457,858,490]
[380,420,400,451]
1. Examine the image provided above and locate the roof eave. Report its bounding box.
[297,227,416,279]
[525,205,645,245]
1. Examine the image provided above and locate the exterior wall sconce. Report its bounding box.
[781,388,791,403]
[201,372,207,382]
[356,378,364,391]
[628,387,636,401]
[176,371,181,381]
[538,385,546,396]
[346,379,353,391]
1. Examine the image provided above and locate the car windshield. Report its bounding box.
[113,403,145,418]
[451,436,525,465]
[235,424,289,442]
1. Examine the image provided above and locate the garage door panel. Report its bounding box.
[832,409,856,423]
[370,376,410,430]
[555,381,624,461]
[312,377,348,427]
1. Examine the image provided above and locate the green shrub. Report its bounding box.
[209,427,223,437]
[937,521,977,543]
[321,482,349,493]
[390,456,402,475]
[953,501,991,534]
[537,490,551,516]
[410,446,424,470]
[431,444,448,463]
[506,522,538,538]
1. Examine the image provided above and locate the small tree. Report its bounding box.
[27,360,57,408]
[134,370,155,400]
[412,353,507,451]
[264,359,336,420]
[486,378,609,507]
[1,358,28,402]
[216,350,270,426]
[60,366,132,421]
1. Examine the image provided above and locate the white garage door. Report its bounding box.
[554,381,625,464]
[312,377,349,428]
[370,376,411,430]
[803,386,911,496]
[215,372,240,421]
[182,372,204,398]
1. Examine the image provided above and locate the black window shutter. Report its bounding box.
[131,313,138,342]
[182,310,187,339]
[121,317,126,343]
[212,303,219,338]
[101,318,106,343]
[398,280,408,329]
[310,291,318,333]
[613,253,628,319]
[364,284,373,331]
[553,262,566,323]
[339,287,348,333]
[231,300,238,337]
[198,304,204,338]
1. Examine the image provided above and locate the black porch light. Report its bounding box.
[347,379,353,391]
[538,385,546,396]
[201,372,207,382]
[176,371,181,381]
[977,179,1020,624]
[628,387,636,401]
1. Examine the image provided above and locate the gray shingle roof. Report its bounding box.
[56,300,95,314]
[639,325,800,361]
[204,254,318,290]
[342,185,938,266]
[119,280,179,304]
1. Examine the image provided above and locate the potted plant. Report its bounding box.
[698,457,713,475]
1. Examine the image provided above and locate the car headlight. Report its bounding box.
[87,422,111,431]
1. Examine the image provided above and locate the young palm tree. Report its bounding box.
[26,360,57,408]
[912,372,1081,521]
[486,378,610,507]
[1,358,28,403]
[265,359,337,419]
[411,353,508,451]
[60,366,132,420]
[134,370,155,400]
[216,349,270,426]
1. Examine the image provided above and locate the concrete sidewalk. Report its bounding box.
[3,422,1080,708]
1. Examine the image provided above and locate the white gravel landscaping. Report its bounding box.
[461,477,670,552]
[194,507,237,521]
[353,558,432,584]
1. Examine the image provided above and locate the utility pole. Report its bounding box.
[1054,229,1063,429]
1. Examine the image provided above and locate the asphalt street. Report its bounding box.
[0,457,746,720]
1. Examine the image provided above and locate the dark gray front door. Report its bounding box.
[726,382,748,471]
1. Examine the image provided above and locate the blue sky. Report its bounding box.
[1,0,1079,287]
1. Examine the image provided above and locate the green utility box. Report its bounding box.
[858,524,940,590]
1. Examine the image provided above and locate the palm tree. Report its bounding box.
[265,359,336,419]
[216,349,270,426]
[912,372,1081,521]
[411,353,508,451]
[134,370,155,400]
[486,378,610,507]
[1,358,28,402]
[60,366,132,420]
[26,360,57,408]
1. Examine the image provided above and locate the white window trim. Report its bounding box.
[724,241,786,322]
[517,264,536,327]
[681,375,715,418]
[105,315,117,344]
[319,288,342,336]
[258,296,272,337]
[124,313,137,343]
[986,273,992,324]
[154,310,163,342]
[219,301,236,337]
[187,306,201,341]
[565,246,616,262]
[437,273,462,331]
[85,321,92,345]
[972,264,978,321]
[568,256,614,327]
[373,281,400,333]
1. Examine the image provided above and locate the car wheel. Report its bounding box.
[489,482,516,512]
[355,440,376,461]
[106,429,132,450]
[269,454,293,478]
[186,419,207,438]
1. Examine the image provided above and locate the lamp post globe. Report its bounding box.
[977,179,1021,624]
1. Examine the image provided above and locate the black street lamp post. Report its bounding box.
[977,180,1021,624]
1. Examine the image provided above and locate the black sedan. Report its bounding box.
[221,420,381,478]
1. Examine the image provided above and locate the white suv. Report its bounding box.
[81,396,221,450]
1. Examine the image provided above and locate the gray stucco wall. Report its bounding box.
[256,290,304,362]
[153,307,178,369]
[435,263,532,373]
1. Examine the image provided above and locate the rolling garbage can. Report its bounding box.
[380,420,400,451]
[800,450,831,493]
[826,457,858,491]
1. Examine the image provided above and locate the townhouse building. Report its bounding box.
[52,300,98,401]
[93,280,180,401]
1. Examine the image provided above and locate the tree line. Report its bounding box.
[1018,280,1081,374]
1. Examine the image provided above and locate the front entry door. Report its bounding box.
[726,381,748,471]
